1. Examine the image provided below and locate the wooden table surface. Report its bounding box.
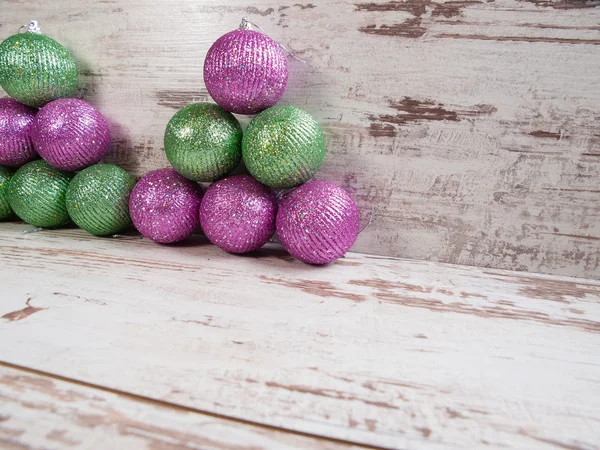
[1,223,599,449]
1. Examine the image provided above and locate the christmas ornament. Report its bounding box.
[277,181,360,264]
[204,20,288,115]
[0,98,37,167]
[0,21,77,108]
[66,164,137,236]
[7,159,73,227]
[0,165,14,220]
[242,105,325,189]
[32,98,111,171]
[199,175,277,253]
[129,168,202,244]
[164,103,242,182]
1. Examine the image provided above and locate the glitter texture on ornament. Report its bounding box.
[277,181,360,264]
[242,105,325,189]
[164,103,242,182]
[200,175,277,253]
[204,29,288,115]
[7,159,73,228]
[129,168,202,244]
[66,164,137,236]
[0,98,38,167]
[32,98,111,171]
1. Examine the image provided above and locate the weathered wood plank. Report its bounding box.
[1,224,599,448]
[2,0,599,278]
[0,363,368,450]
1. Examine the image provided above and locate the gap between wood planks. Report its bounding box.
[0,360,392,450]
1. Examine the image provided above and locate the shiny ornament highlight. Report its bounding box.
[129,168,202,244]
[7,159,73,227]
[277,181,360,264]
[66,164,137,236]
[0,22,77,108]
[200,175,277,253]
[242,105,325,189]
[164,103,242,182]
[0,98,37,167]
[0,165,14,220]
[32,98,111,171]
[204,29,288,115]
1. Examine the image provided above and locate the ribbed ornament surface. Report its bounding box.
[0,32,77,108]
[164,103,242,182]
[7,159,73,227]
[32,98,111,171]
[276,181,360,265]
[242,105,325,189]
[0,165,14,219]
[200,175,277,253]
[129,168,202,244]
[0,98,37,167]
[204,30,288,115]
[66,164,137,236]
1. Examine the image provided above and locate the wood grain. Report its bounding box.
[2,0,599,278]
[1,224,599,448]
[0,364,368,450]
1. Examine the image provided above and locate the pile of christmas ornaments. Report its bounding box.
[0,21,137,238]
[0,20,359,265]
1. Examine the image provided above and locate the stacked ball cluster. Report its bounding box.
[0,21,137,235]
[130,19,359,264]
[1,20,360,264]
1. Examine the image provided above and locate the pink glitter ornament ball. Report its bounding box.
[0,98,37,167]
[200,175,277,253]
[203,27,288,115]
[277,181,360,265]
[32,98,111,171]
[129,168,202,244]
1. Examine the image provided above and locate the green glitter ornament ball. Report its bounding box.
[0,22,77,108]
[7,160,73,227]
[242,105,326,189]
[164,103,242,182]
[0,165,14,220]
[66,164,137,236]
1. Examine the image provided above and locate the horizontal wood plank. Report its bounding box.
[1,224,599,448]
[0,363,367,450]
[2,0,600,278]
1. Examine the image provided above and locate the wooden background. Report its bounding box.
[2,0,600,279]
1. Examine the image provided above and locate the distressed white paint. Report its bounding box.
[1,224,599,448]
[2,0,600,278]
[0,364,362,449]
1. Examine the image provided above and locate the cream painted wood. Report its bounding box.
[1,224,599,448]
[0,364,366,449]
[2,0,600,278]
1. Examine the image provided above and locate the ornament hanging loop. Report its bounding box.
[238,17,307,64]
[19,20,41,34]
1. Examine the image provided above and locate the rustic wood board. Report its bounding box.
[0,363,367,450]
[2,0,600,279]
[1,223,599,449]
